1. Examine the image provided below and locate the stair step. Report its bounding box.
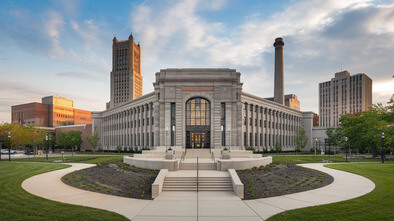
[165,177,230,180]
[163,186,233,190]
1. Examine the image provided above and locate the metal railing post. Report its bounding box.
[197,156,199,192]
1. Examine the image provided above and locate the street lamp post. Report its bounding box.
[315,138,317,155]
[381,132,385,164]
[345,137,348,162]
[8,132,11,162]
[45,134,49,161]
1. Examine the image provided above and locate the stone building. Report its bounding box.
[92,37,315,151]
[107,33,143,109]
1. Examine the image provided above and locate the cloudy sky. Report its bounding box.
[0,0,393,123]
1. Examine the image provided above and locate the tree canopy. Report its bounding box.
[335,95,393,156]
[86,126,99,154]
[294,127,308,153]
[56,130,82,150]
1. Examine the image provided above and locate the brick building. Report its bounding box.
[11,96,92,127]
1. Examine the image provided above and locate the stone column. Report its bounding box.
[274,37,285,105]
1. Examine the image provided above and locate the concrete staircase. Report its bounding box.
[162,176,233,191]
[184,149,211,159]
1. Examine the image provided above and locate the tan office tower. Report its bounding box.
[319,71,372,127]
[108,33,142,109]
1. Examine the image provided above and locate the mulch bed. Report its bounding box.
[238,164,334,200]
[62,161,159,200]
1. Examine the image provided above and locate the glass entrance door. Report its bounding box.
[189,132,208,148]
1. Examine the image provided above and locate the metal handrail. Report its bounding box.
[196,156,199,192]
[211,152,215,163]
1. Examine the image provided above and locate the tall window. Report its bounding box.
[186,98,211,148]
[171,103,175,146]
[221,103,226,146]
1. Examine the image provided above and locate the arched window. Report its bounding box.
[186,97,211,148]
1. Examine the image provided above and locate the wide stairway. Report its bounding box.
[162,170,233,192]
[179,149,216,170]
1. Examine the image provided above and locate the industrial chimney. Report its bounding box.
[273,37,284,105]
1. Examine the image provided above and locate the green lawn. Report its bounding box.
[12,155,124,164]
[0,162,128,221]
[268,163,394,220]
[272,155,393,164]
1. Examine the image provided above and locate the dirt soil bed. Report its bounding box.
[62,160,158,200]
[238,164,334,200]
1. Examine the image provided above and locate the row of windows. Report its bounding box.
[244,118,298,131]
[104,132,154,147]
[104,117,154,131]
[243,132,295,147]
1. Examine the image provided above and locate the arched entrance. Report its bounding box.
[186,97,211,148]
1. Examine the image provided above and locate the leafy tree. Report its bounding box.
[86,126,100,154]
[294,127,308,154]
[56,130,82,151]
[338,95,393,157]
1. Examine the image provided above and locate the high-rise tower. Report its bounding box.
[319,71,372,127]
[108,33,142,109]
[273,37,285,105]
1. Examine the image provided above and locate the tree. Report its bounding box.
[294,127,308,154]
[56,130,82,153]
[86,126,100,154]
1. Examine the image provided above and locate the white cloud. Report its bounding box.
[130,0,394,113]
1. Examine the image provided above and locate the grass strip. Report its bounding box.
[0,162,128,221]
[268,163,394,220]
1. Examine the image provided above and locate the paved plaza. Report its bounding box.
[22,163,375,220]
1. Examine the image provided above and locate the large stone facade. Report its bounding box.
[92,68,312,151]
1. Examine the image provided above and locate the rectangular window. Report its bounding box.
[244,132,247,146]
[151,132,154,146]
[221,103,226,146]
[250,133,253,146]
[171,103,175,146]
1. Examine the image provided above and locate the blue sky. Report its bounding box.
[0,0,393,123]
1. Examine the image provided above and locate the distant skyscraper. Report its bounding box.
[108,33,142,109]
[319,71,372,127]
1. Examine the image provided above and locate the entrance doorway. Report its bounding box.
[186,98,211,149]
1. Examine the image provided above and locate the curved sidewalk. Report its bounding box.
[245,163,376,220]
[22,163,151,220]
[22,163,375,220]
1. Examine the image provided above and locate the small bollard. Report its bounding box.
[61,151,64,162]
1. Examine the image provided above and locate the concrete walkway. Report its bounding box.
[22,163,375,220]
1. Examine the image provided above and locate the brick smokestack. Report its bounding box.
[273,37,284,105]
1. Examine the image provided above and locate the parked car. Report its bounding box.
[1,149,16,154]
